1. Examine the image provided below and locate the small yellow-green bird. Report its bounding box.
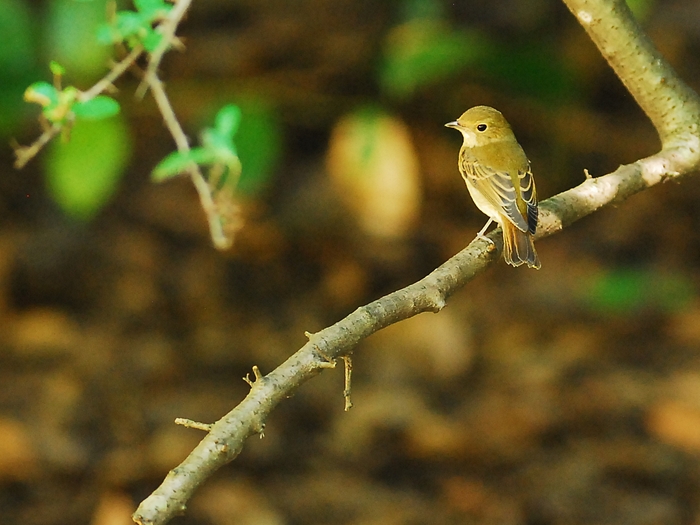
[446,105,541,269]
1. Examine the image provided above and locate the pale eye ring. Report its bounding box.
[476,123,488,132]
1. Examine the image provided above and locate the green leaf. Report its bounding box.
[152,152,190,181]
[49,60,66,77]
[73,96,120,120]
[45,115,131,220]
[135,0,162,13]
[152,151,192,181]
[152,148,216,181]
[96,23,120,45]
[215,104,242,138]
[188,148,219,166]
[142,28,166,53]
[24,81,59,107]
[201,128,236,158]
[115,11,146,38]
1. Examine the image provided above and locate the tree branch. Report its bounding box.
[563,0,700,148]
[132,0,700,523]
[78,45,143,102]
[136,0,191,99]
[147,74,234,249]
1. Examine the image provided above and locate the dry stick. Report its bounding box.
[132,0,700,523]
[343,355,353,411]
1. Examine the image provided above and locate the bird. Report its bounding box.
[445,105,541,269]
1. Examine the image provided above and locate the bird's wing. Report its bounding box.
[461,157,530,233]
[519,164,538,235]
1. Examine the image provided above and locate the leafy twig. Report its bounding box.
[13,122,64,169]
[79,45,144,102]
[14,0,239,248]
[136,0,191,99]
[12,45,142,168]
[147,74,236,249]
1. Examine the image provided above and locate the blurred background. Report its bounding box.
[3,0,700,523]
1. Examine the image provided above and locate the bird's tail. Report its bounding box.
[502,221,541,269]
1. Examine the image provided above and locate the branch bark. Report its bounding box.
[133,0,700,523]
[564,0,700,148]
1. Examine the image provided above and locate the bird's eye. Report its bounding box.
[476,123,488,132]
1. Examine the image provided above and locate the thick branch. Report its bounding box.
[563,0,700,147]
[133,1,700,523]
[132,151,698,525]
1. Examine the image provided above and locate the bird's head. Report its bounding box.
[445,105,515,147]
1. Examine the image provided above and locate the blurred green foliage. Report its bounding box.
[380,22,492,100]
[233,100,283,196]
[12,0,283,221]
[380,0,579,104]
[0,0,37,133]
[12,0,130,220]
[479,41,578,104]
[46,116,131,220]
[96,0,173,52]
[47,0,111,82]
[583,268,694,314]
[72,95,120,120]
[380,0,489,99]
[5,0,652,224]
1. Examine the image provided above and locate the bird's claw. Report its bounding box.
[476,232,495,245]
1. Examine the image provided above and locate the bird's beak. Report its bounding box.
[445,121,460,129]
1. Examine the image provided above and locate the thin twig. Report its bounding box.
[136,0,192,99]
[343,355,353,411]
[79,46,144,102]
[146,74,231,248]
[13,123,63,169]
[174,418,212,432]
[134,0,240,248]
[13,46,144,169]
